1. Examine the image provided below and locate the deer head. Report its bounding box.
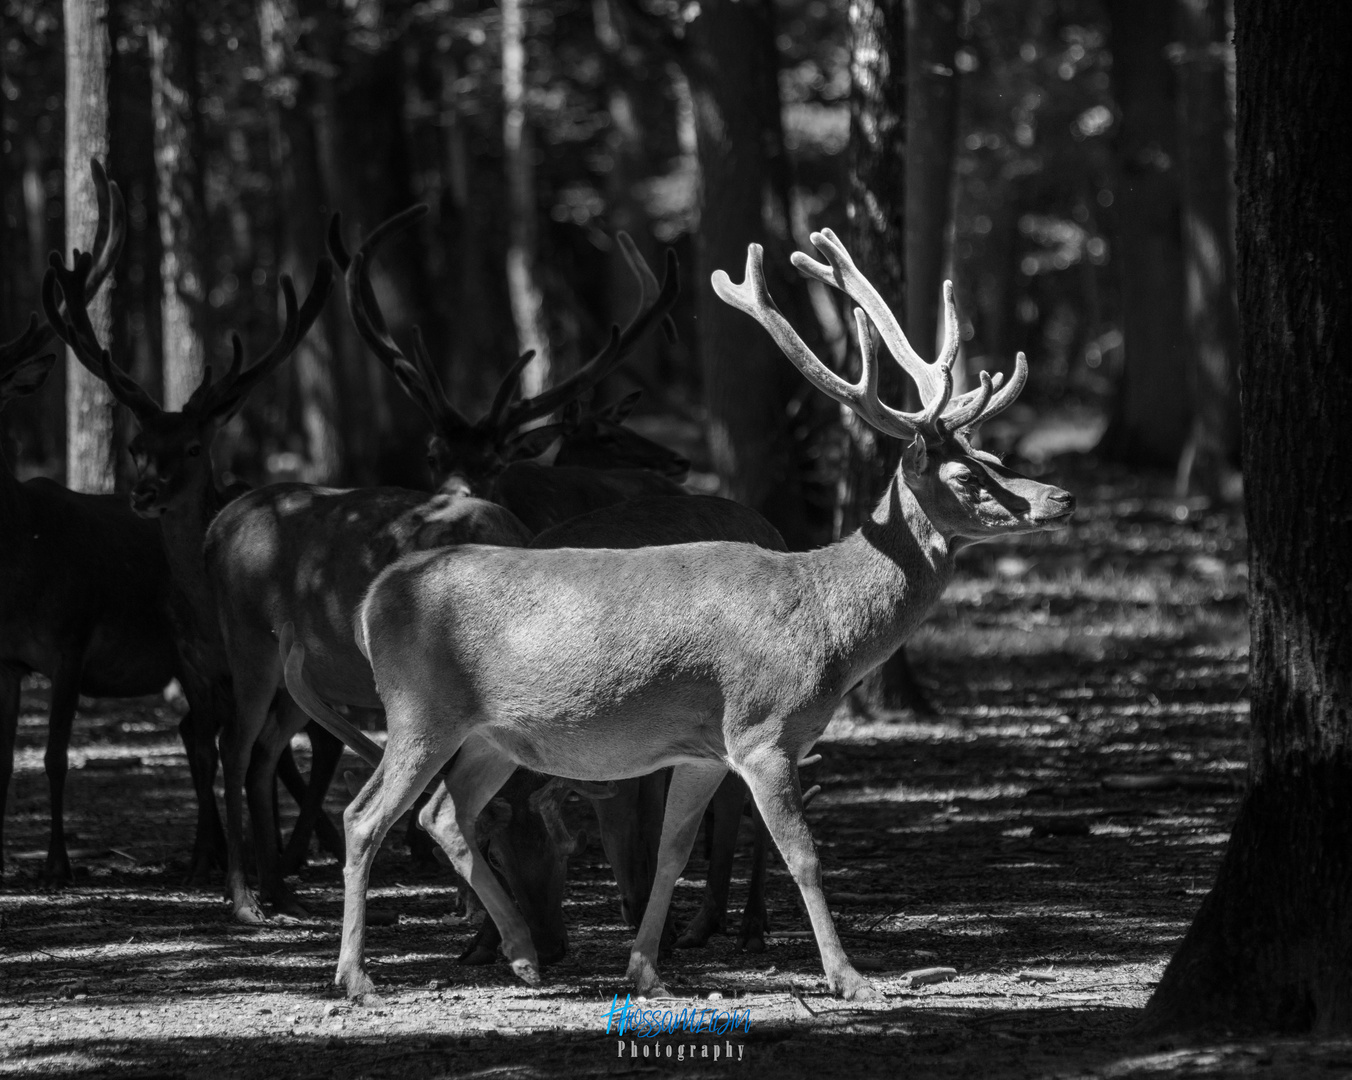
[43,168,334,517]
[328,208,681,496]
[713,230,1074,545]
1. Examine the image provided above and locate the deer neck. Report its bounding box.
[814,474,954,684]
[156,467,228,625]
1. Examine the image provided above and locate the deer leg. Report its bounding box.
[245,694,311,915]
[418,739,539,985]
[676,772,745,949]
[336,729,461,1000]
[174,668,224,884]
[626,761,728,998]
[220,673,276,924]
[281,721,346,873]
[590,776,656,928]
[738,801,771,953]
[0,664,22,880]
[40,651,84,887]
[735,750,874,1001]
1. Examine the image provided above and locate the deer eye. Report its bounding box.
[186,444,203,458]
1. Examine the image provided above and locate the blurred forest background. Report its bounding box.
[0,0,1238,536]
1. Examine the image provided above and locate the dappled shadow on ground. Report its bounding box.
[1,469,1279,1078]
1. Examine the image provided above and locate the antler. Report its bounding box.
[328,205,470,433]
[712,243,940,441]
[488,237,680,438]
[190,259,335,420]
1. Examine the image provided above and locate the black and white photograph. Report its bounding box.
[0,0,1347,1076]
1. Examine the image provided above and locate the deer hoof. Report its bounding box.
[339,967,377,1000]
[457,943,498,966]
[232,896,268,926]
[509,958,541,986]
[835,969,877,1001]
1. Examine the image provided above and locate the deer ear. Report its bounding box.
[0,354,57,401]
[901,433,928,479]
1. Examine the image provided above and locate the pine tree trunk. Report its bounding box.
[149,0,211,411]
[686,0,812,549]
[259,0,346,482]
[1096,0,1193,468]
[1173,0,1241,500]
[64,0,117,493]
[904,0,960,363]
[502,0,551,398]
[841,0,931,713]
[1143,0,1352,1034]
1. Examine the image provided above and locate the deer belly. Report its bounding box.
[482,699,728,781]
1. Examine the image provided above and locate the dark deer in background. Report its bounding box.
[295,229,1074,1002]
[0,294,189,885]
[43,201,335,920]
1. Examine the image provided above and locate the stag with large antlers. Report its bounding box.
[0,288,191,884]
[42,183,336,914]
[287,228,1074,1001]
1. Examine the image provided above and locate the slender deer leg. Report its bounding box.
[676,772,744,948]
[40,650,83,887]
[281,721,346,873]
[418,738,538,984]
[220,673,275,924]
[175,670,224,884]
[245,694,312,914]
[736,749,874,1001]
[626,761,728,998]
[0,663,21,879]
[336,726,458,999]
[739,803,771,952]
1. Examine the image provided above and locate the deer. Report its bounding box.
[193,216,682,929]
[0,302,190,885]
[41,202,336,918]
[288,229,1075,1002]
[320,209,785,957]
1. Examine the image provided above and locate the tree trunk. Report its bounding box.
[502,0,551,398]
[1173,0,1241,500]
[685,0,812,549]
[64,0,117,493]
[149,0,210,411]
[1143,0,1352,1034]
[259,0,346,483]
[1096,0,1192,468]
[904,0,960,362]
[840,0,931,713]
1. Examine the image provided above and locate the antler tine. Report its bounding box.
[967,350,1029,429]
[205,259,335,419]
[485,349,537,429]
[941,370,994,430]
[712,244,932,441]
[0,314,55,369]
[791,229,950,406]
[493,246,680,437]
[85,159,127,301]
[616,231,678,344]
[332,207,468,431]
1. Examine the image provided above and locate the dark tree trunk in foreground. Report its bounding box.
[1097,0,1192,468]
[1144,0,1352,1034]
[840,0,931,714]
[1173,0,1241,500]
[904,0,960,364]
[64,0,117,493]
[686,0,812,548]
[150,0,211,410]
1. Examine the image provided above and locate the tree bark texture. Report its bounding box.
[149,0,211,411]
[64,0,117,493]
[1097,0,1192,468]
[1173,0,1241,499]
[841,0,931,712]
[259,0,346,483]
[1144,0,1352,1034]
[686,0,812,548]
[502,0,552,399]
[904,0,959,364]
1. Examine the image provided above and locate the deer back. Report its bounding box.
[492,462,685,535]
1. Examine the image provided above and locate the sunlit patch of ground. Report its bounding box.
[5,469,1340,1078]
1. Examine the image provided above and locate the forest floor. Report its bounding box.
[3,465,1350,1079]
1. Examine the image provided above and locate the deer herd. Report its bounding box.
[0,161,1073,1004]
